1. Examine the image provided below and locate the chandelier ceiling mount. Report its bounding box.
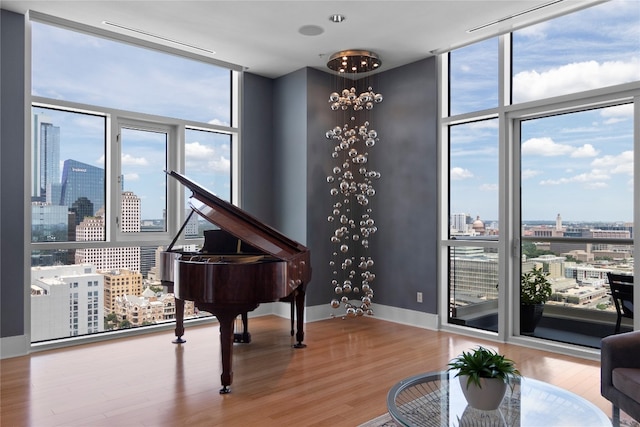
[326,50,381,74]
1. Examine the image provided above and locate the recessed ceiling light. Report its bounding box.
[329,14,346,23]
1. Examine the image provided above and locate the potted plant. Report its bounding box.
[448,346,521,411]
[520,266,553,334]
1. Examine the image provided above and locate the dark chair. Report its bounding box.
[607,272,634,334]
[601,331,640,425]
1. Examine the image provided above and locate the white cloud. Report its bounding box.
[521,137,572,156]
[465,120,499,130]
[601,104,633,125]
[208,118,231,126]
[479,183,497,191]
[185,141,215,158]
[185,142,231,173]
[513,58,640,102]
[601,104,633,118]
[124,172,139,181]
[521,169,541,179]
[516,21,549,39]
[539,170,610,186]
[450,167,473,180]
[121,154,148,166]
[522,137,599,158]
[603,117,627,125]
[591,151,634,175]
[570,144,599,158]
[585,182,608,190]
[209,156,231,173]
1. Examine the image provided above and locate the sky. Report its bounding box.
[30,1,639,223]
[449,0,638,223]
[32,22,233,219]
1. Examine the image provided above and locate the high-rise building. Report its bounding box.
[451,213,468,233]
[30,264,104,341]
[102,269,143,314]
[70,197,94,226]
[32,114,60,203]
[31,203,69,243]
[75,192,141,272]
[139,246,156,278]
[60,159,105,217]
[185,209,200,237]
[120,191,140,232]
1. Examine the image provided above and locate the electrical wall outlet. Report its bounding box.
[417,292,423,303]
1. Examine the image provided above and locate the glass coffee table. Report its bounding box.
[387,371,611,426]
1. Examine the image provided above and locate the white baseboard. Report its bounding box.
[259,302,439,331]
[363,304,439,330]
[0,334,29,359]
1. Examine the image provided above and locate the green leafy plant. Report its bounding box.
[521,266,552,305]
[447,346,520,389]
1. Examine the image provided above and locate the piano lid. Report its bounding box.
[167,170,308,260]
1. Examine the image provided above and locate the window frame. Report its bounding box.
[439,24,640,356]
[27,15,241,347]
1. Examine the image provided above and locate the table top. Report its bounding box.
[387,371,611,427]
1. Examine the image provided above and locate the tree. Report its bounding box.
[521,242,554,259]
[104,313,117,330]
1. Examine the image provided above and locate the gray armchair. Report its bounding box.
[601,330,640,426]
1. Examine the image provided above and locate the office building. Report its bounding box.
[31,113,60,203]
[60,159,105,218]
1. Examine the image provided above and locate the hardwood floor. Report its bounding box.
[1,315,611,426]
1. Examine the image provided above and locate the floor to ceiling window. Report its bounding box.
[441,0,639,349]
[29,18,239,343]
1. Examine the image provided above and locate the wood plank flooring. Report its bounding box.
[0,315,611,426]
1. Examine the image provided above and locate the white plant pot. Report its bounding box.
[459,376,507,411]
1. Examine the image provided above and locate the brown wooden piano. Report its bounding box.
[159,170,311,393]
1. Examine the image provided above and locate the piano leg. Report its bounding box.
[217,310,236,394]
[289,298,295,336]
[173,297,186,344]
[233,312,251,343]
[293,288,306,349]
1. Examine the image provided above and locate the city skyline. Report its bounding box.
[31,20,232,219]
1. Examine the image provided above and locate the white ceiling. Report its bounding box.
[2,0,602,78]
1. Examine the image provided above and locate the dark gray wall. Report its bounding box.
[272,69,308,243]
[304,68,337,307]
[240,73,275,225]
[371,58,439,313]
[1,10,27,339]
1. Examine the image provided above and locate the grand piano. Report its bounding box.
[160,171,311,393]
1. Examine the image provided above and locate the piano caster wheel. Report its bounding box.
[172,337,186,344]
[293,342,307,349]
[219,386,231,394]
[233,332,251,343]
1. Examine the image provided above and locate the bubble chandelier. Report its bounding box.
[325,81,383,318]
